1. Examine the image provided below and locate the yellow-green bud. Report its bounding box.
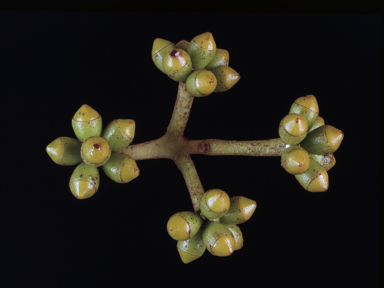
[167,211,203,241]
[310,153,336,171]
[186,69,217,97]
[289,95,319,129]
[308,116,325,133]
[205,48,229,69]
[203,222,235,257]
[188,32,216,70]
[162,49,193,82]
[300,125,344,155]
[278,113,308,145]
[200,189,230,220]
[102,119,135,151]
[220,196,257,225]
[102,152,139,183]
[151,38,176,74]
[175,40,189,51]
[71,104,102,142]
[177,231,206,264]
[69,162,100,199]
[225,224,243,251]
[80,136,111,167]
[208,66,240,92]
[295,157,329,192]
[281,146,310,175]
[46,137,81,165]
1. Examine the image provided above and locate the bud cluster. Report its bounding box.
[46,104,140,199]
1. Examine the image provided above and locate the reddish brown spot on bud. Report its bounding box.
[170,49,179,57]
[94,144,100,149]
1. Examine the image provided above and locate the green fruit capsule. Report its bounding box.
[200,189,230,220]
[299,125,344,155]
[151,38,176,74]
[81,136,111,167]
[209,66,240,92]
[225,224,243,251]
[167,211,203,241]
[295,157,329,192]
[72,104,102,142]
[281,146,310,175]
[69,162,100,199]
[177,231,206,264]
[289,95,319,129]
[162,49,193,82]
[308,116,325,133]
[102,152,139,183]
[102,119,135,151]
[46,137,81,165]
[203,222,235,257]
[278,113,308,145]
[205,48,229,69]
[310,153,336,171]
[188,32,216,70]
[220,196,257,225]
[186,69,217,97]
[175,40,189,51]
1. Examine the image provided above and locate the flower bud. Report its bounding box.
[208,66,240,92]
[200,189,230,220]
[186,69,217,97]
[81,136,111,167]
[310,153,336,171]
[162,49,193,82]
[71,104,102,142]
[278,113,308,145]
[69,162,100,199]
[177,231,206,264]
[46,137,81,165]
[187,32,216,70]
[289,95,319,129]
[308,116,325,133]
[295,158,329,192]
[151,38,176,74]
[205,48,229,69]
[102,119,135,151]
[225,224,243,251]
[203,222,235,257]
[167,211,203,241]
[220,196,257,225]
[102,152,139,183]
[175,40,189,51]
[300,125,344,155]
[281,146,310,175]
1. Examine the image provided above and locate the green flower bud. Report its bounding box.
[208,66,240,93]
[295,157,329,192]
[289,95,319,129]
[167,211,203,241]
[220,196,257,225]
[177,231,206,264]
[102,119,135,151]
[203,222,235,257]
[310,153,336,171]
[187,32,216,70]
[281,146,310,175]
[102,152,139,183]
[81,136,111,167]
[200,189,230,220]
[69,162,100,199]
[205,48,229,69]
[162,49,193,82]
[225,224,243,251]
[71,104,102,142]
[175,40,189,51]
[299,125,344,155]
[308,116,325,133]
[186,69,217,97]
[278,113,308,145]
[46,137,81,165]
[151,38,176,74]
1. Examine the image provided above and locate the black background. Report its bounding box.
[1,10,381,287]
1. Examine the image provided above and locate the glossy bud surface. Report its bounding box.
[163,49,193,82]
[81,136,111,167]
[175,40,189,51]
[205,48,229,69]
[102,119,135,151]
[220,196,257,225]
[308,116,325,133]
[278,113,308,145]
[69,162,100,199]
[167,211,203,241]
[177,232,206,264]
[295,157,329,192]
[281,146,310,175]
[71,104,102,142]
[290,95,319,129]
[151,38,176,74]
[186,69,217,97]
[200,189,230,220]
[102,152,139,183]
[300,125,344,155]
[225,224,243,251]
[209,66,240,92]
[188,32,216,70]
[310,153,336,171]
[46,137,81,165]
[203,222,235,257]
